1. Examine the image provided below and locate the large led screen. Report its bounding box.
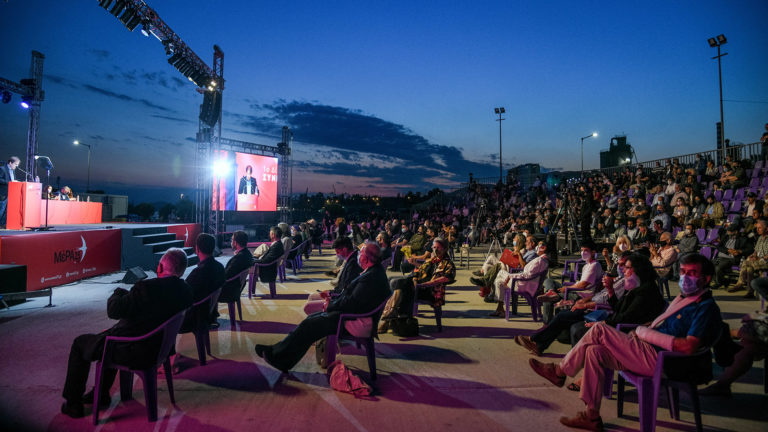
[212,150,278,211]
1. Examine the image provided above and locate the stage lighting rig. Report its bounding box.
[95,0,220,89]
[1,90,11,104]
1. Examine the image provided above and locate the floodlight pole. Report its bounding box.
[74,140,92,192]
[711,41,727,163]
[495,107,505,183]
[580,133,597,177]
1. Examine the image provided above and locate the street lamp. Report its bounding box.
[708,34,727,163]
[73,140,91,192]
[494,107,505,182]
[580,132,598,176]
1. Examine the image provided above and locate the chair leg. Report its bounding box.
[119,370,134,401]
[667,386,679,420]
[227,302,237,330]
[140,371,159,422]
[269,281,276,298]
[194,330,207,366]
[504,288,511,321]
[164,358,176,404]
[92,363,104,425]
[204,330,212,356]
[688,384,703,432]
[236,299,243,321]
[434,306,442,332]
[638,378,658,432]
[617,375,625,417]
[324,335,338,369]
[364,338,377,381]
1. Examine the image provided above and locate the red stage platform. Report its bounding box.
[0,223,200,292]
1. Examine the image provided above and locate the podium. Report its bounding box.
[5,182,102,229]
[6,182,42,230]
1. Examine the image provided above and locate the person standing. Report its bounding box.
[0,156,21,228]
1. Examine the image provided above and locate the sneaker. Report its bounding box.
[469,277,486,287]
[559,411,604,431]
[537,290,561,303]
[514,335,541,356]
[529,358,565,387]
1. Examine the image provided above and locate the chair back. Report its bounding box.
[194,286,223,316]
[337,294,392,338]
[102,310,186,368]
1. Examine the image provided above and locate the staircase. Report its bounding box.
[121,226,198,271]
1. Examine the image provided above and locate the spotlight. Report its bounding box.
[140,22,151,37]
[212,160,230,176]
[716,34,727,44]
[1,91,10,104]
[707,37,717,48]
[20,97,31,109]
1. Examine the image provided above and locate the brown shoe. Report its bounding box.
[529,358,565,387]
[514,335,541,356]
[472,269,483,276]
[559,411,604,431]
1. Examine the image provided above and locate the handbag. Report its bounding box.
[328,360,373,398]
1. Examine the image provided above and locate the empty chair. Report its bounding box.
[734,188,745,201]
[93,310,186,424]
[413,279,456,332]
[699,246,714,260]
[249,257,281,298]
[695,228,706,244]
[703,227,719,245]
[728,200,742,214]
[749,177,761,188]
[755,160,764,172]
[714,189,723,201]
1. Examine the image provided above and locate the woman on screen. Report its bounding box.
[238,165,259,195]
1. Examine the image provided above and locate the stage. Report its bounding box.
[0,223,201,292]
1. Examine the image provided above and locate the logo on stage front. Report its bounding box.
[53,236,88,264]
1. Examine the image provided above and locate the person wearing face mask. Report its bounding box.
[651,203,671,232]
[625,219,638,242]
[650,232,678,279]
[672,197,690,227]
[701,195,725,228]
[604,235,632,271]
[609,218,627,242]
[528,253,722,431]
[727,219,768,297]
[390,224,414,271]
[673,223,700,279]
[538,241,603,323]
[713,225,754,289]
[490,240,550,317]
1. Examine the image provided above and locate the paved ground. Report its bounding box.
[0,247,765,432]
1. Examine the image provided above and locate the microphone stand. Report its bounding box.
[33,156,54,231]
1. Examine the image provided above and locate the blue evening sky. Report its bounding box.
[1,1,767,202]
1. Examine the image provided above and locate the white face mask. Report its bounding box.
[535,245,542,254]
[581,251,591,261]
[619,243,628,251]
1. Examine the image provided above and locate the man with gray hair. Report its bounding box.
[255,242,390,373]
[60,248,192,418]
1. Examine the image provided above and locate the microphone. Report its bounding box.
[17,167,29,175]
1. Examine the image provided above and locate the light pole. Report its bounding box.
[708,34,727,163]
[494,107,505,182]
[73,140,91,192]
[580,132,598,176]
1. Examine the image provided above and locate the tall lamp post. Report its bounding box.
[580,132,598,176]
[73,140,91,192]
[708,34,727,163]
[494,107,505,182]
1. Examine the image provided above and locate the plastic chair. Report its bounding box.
[612,323,715,432]
[728,200,742,214]
[413,279,456,331]
[189,287,222,366]
[93,310,186,424]
[714,190,723,201]
[221,269,249,329]
[285,243,305,275]
[722,188,734,201]
[560,258,584,284]
[322,296,391,381]
[698,246,714,260]
[703,227,719,245]
[504,269,548,321]
[249,258,280,298]
[695,228,706,244]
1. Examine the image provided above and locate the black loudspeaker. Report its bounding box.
[121,267,148,284]
[199,91,221,127]
[0,265,27,293]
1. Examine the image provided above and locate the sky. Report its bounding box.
[1,0,767,203]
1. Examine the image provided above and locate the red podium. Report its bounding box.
[5,182,102,229]
[6,182,42,230]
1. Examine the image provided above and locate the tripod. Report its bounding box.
[549,194,581,255]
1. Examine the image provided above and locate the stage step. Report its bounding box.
[146,239,185,253]
[153,247,198,269]
[134,233,177,244]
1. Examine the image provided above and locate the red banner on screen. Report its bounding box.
[212,150,278,211]
[166,223,202,248]
[0,230,121,291]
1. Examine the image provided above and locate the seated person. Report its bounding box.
[60,249,192,418]
[376,231,392,264]
[488,239,550,317]
[286,225,305,263]
[304,236,362,315]
[251,226,285,283]
[218,230,255,307]
[470,233,526,296]
[538,240,603,323]
[727,219,768,297]
[390,224,414,271]
[379,238,456,333]
[713,225,753,289]
[650,231,678,279]
[57,186,74,200]
[528,253,722,431]
[255,242,390,372]
[401,226,437,273]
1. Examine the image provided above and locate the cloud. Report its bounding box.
[151,114,196,124]
[229,100,498,193]
[81,84,174,112]
[88,49,111,59]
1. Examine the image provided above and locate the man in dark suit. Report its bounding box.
[237,165,259,195]
[0,156,21,228]
[180,233,226,333]
[251,226,285,284]
[218,230,255,305]
[255,242,390,372]
[303,236,363,315]
[61,248,192,418]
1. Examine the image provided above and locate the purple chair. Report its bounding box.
[714,189,723,201]
[248,258,280,298]
[615,323,715,432]
[322,296,390,381]
[749,177,761,188]
[695,228,706,244]
[93,310,186,424]
[285,243,305,275]
[222,269,249,329]
[734,187,745,201]
[560,258,584,284]
[703,227,719,245]
[728,200,742,214]
[189,287,222,366]
[698,246,714,260]
[504,269,548,321]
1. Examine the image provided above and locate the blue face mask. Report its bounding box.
[679,275,701,295]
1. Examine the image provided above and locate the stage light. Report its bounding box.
[20,97,31,109]
[1,90,11,104]
[716,34,727,44]
[210,80,217,87]
[212,160,230,176]
[707,37,717,48]
[140,22,151,37]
